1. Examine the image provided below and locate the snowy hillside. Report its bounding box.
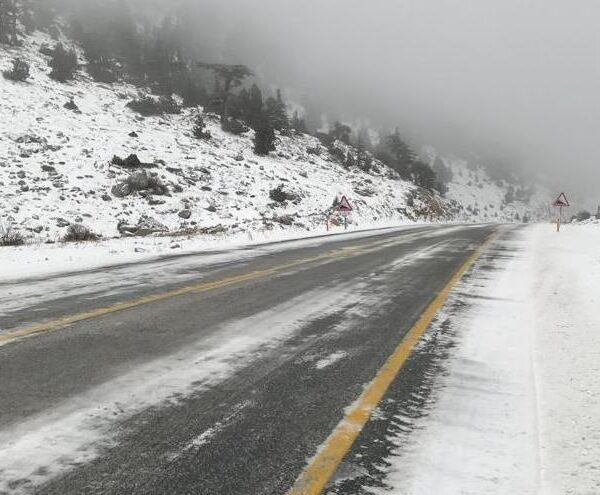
[0,32,452,244]
[424,147,551,223]
[0,32,550,247]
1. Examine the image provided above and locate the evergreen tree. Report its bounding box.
[504,186,515,204]
[192,114,211,140]
[0,0,19,45]
[291,111,307,134]
[3,57,29,81]
[181,73,207,107]
[20,0,35,34]
[356,137,373,172]
[410,161,437,190]
[246,84,263,127]
[264,89,289,131]
[229,87,249,120]
[329,121,352,144]
[357,127,373,151]
[254,112,276,156]
[385,128,415,179]
[48,43,78,82]
[431,156,453,195]
[197,62,253,124]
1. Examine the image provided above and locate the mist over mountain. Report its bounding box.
[4,0,598,210]
[72,1,600,206]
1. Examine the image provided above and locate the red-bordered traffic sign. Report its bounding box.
[553,192,569,207]
[337,195,353,213]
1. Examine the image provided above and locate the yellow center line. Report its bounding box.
[0,236,406,348]
[288,230,499,495]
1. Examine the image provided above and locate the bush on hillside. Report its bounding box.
[0,225,24,246]
[2,58,30,81]
[87,57,119,83]
[48,43,78,82]
[221,117,249,135]
[126,95,181,116]
[63,98,80,112]
[269,184,295,203]
[62,224,99,242]
[575,210,591,222]
[192,114,211,140]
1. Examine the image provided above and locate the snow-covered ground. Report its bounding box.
[377,223,600,494]
[0,31,433,244]
[423,147,551,223]
[0,221,428,283]
[1,31,548,250]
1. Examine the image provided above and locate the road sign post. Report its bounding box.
[336,195,353,231]
[553,192,569,232]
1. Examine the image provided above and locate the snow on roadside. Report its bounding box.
[0,221,423,283]
[374,224,600,495]
[532,225,600,494]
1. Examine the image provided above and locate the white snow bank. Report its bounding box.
[0,220,425,283]
[377,223,600,495]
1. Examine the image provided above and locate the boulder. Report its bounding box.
[111,182,131,198]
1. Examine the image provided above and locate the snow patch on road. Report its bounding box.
[315,351,348,370]
[0,282,373,493]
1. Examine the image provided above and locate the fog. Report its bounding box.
[75,0,600,207]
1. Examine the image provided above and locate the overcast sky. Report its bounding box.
[175,0,597,205]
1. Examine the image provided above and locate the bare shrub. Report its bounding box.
[0,225,25,246]
[62,224,99,242]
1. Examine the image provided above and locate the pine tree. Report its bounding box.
[0,0,19,46]
[330,121,352,144]
[192,114,211,140]
[264,89,289,132]
[254,112,276,156]
[385,128,414,179]
[356,137,373,172]
[181,73,207,107]
[3,57,30,81]
[20,0,35,34]
[291,111,307,134]
[410,161,436,190]
[246,84,263,127]
[197,62,253,125]
[357,127,373,151]
[432,156,453,195]
[48,43,79,82]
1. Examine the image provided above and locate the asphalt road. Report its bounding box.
[0,224,503,494]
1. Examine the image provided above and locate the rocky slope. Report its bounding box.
[1,31,548,245]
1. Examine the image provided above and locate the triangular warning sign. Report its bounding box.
[337,195,353,212]
[553,192,569,207]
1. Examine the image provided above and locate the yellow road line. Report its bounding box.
[288,231,498,495]
[0,235,407,348]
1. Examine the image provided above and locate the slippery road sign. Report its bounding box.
[337,196,353,213]
[553,192,569,207]
[553,192,569,232]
